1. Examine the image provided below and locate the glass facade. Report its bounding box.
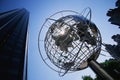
[0,8,29,80]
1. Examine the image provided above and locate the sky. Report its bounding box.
[0,0,119,80]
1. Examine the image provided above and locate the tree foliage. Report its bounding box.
[82,75,94,80]
[101,59,120,80]
[82,59,120,80]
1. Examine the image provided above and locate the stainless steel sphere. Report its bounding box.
[38,10,102,75]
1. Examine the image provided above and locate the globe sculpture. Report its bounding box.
[38,8,102,76]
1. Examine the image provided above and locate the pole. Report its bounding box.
[89,60,114,80]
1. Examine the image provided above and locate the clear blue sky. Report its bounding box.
[0,0,119,80]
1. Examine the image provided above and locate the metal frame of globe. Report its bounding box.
[38,8,103,76]
[38,10,86,73]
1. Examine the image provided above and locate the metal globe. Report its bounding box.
[38,10,102,76]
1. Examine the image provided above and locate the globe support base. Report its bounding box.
[89,60,114,80]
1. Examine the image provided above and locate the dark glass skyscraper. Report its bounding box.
[0,8,29,80]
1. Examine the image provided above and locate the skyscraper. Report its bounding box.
[0,8,29,80]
